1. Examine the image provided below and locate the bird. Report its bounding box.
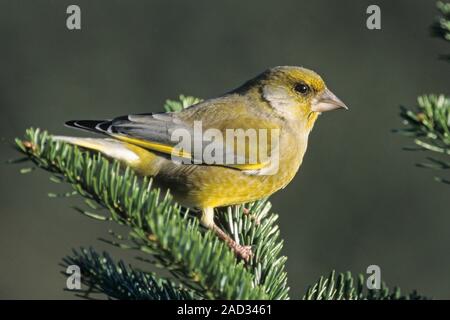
[55,66,347,261]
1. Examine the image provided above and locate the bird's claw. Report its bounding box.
[233,244,253,262]
[22,140,38,153]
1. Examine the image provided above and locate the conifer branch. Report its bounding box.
[399,94,450,155]
[433,1,450,42]
[63,248,198,300]
[303,271,427,300]
[397,2,450,184]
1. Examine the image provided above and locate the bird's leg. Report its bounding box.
[241,205,260,225]
[211,225,253,262]
[201,207,253,262]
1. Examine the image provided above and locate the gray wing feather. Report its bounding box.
[95,112,258,168]
[105,112,193,146]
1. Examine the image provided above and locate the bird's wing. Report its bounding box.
[66,111,279,171]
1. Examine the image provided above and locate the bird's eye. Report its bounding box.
[294,83,310,95]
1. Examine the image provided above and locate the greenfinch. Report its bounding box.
[56,66,347,261]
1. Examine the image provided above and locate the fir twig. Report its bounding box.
[396,2,450,183]
[63,247,198,300]
[303,271,427,300]
[432,1,450,42]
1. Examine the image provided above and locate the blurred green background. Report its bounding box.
[1,0,449,299]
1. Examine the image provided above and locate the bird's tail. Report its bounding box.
[65,120,109,134]
[52,135,159,178]
[53,136,141,163]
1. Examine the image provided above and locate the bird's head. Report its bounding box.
[239,66,347,130]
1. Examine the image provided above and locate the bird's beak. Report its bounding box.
[311,88,348,112]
